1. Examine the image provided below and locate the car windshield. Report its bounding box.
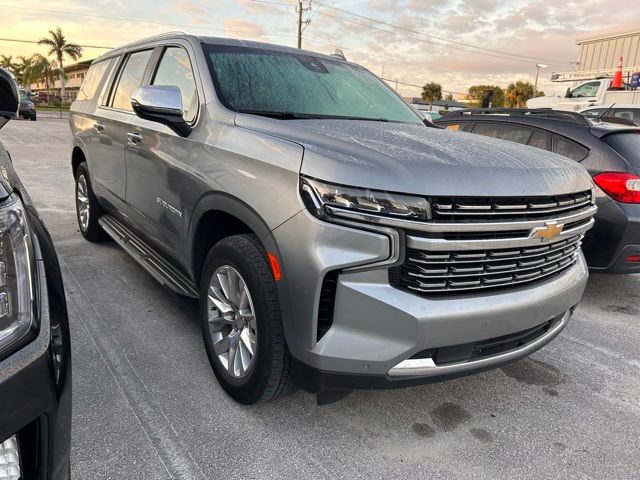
[204,45,422,124]
[19,92,29,102]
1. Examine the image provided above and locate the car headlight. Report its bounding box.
[0,195,36,360]
[300,177,430,221]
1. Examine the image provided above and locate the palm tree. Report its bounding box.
[16,56,35,91]
[421,82,442,110]
[0,55,18,73]
[504,81,535,108]
[31,54,58,103]
[38,27,83,102]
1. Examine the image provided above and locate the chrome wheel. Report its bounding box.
[76,174,90,231]
[207,265,257,378]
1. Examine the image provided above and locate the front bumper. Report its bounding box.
[584,198,640,273]
[0,223,71,480]
[268,210,589,390]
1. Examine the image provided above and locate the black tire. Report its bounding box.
[74,162,106,241]
[29,112,36,121]
[199,234,294,404]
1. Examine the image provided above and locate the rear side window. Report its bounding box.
[552,134,588,161]
[603,133,640,167]
[528,130,552,150]
[613,109,640,124]
[110,50,153,111]
[152,47,198,123]
[472,122,533,144]
[77,59,114,101]
[442,122,473,132]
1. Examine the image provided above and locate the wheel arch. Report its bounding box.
[71,145,87,178]
[189,192,274,286]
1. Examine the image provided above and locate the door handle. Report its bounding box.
[127,132,142,144]
[94,122,105,133]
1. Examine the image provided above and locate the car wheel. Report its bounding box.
[200,234,294,404]
[74,162,106,241]
[29,112,36,121]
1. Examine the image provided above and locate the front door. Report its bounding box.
[125,45,200,261]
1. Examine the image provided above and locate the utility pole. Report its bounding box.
[534,63,547,95]
[296,1,311,49]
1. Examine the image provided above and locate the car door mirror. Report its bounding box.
[0,68,19,130]
[565,87,573,99]
[131,85,192,137]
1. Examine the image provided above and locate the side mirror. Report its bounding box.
[565,87,573,99]
[0,68,19,130]
[131,85,192,137]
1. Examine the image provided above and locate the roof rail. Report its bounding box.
[108,31,188,52]
[441,108,591,126]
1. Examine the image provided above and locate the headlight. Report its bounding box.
[0,195,36,360]
[301,177,430,221]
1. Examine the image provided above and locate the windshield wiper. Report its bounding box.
[235,109,309,119]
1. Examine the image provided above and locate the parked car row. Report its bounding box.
[1,33,638,478]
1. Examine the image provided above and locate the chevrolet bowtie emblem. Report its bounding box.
[530,222,564,242]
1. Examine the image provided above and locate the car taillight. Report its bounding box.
[592,172,640,203]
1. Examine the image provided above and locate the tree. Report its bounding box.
[467,85,505,107]
[504,81,535,108]
[0,55,18,73]
[31,54,58,102]
[16,56,37,91]
[444,92,454,101]
[421,82,442,110]
[38,27,82,102]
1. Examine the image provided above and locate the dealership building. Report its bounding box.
[553,27,640,83]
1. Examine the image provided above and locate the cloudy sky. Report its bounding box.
[2,0,640,97]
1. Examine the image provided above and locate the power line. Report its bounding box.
[312,1,574,66]
[315,10,572,66]
[0,37,113,49]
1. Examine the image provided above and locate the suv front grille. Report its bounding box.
[386,190,596,295]
[431,190,592,221]
[391,235,583,294]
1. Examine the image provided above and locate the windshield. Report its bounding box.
[19,92,29,102]
[204,45,422,124]
[604,132,640,168]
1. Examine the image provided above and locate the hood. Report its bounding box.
[235,115,594,197]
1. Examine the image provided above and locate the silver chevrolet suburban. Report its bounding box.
[69,33,596,404]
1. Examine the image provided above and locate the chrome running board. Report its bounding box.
[99,214,198,298]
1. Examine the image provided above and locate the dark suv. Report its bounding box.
[436,109,640,273]
[0,69,71,478]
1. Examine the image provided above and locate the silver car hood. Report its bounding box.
[235,115,595,197]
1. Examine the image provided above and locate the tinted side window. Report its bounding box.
[552,134,588,161]
[442,122,473,132]
[528,130,552,151]
[472,122,533,144]
[111,50,153,111]
[77,58,114,101]
[152,47,198,123]
[581,108,605,120]
[613,109,640,124]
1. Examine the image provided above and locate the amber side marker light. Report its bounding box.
[267,253,282,281]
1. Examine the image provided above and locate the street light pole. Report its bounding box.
[534,63,547,95]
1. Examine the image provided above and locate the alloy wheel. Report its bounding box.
[207,265,257,378]
[77,174,90,232]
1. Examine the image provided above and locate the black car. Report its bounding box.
[435,109,640,273]
[18,90,36,121]
[0,69,71,478]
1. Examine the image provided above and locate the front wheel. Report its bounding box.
[199,234,294,404]
[29,112,36,121]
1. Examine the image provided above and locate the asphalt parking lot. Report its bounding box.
[2,118,640,480]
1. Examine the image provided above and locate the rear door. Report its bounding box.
[124,44,201,260]
[96,49,154,214]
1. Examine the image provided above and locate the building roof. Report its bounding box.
[577,27,640,44]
